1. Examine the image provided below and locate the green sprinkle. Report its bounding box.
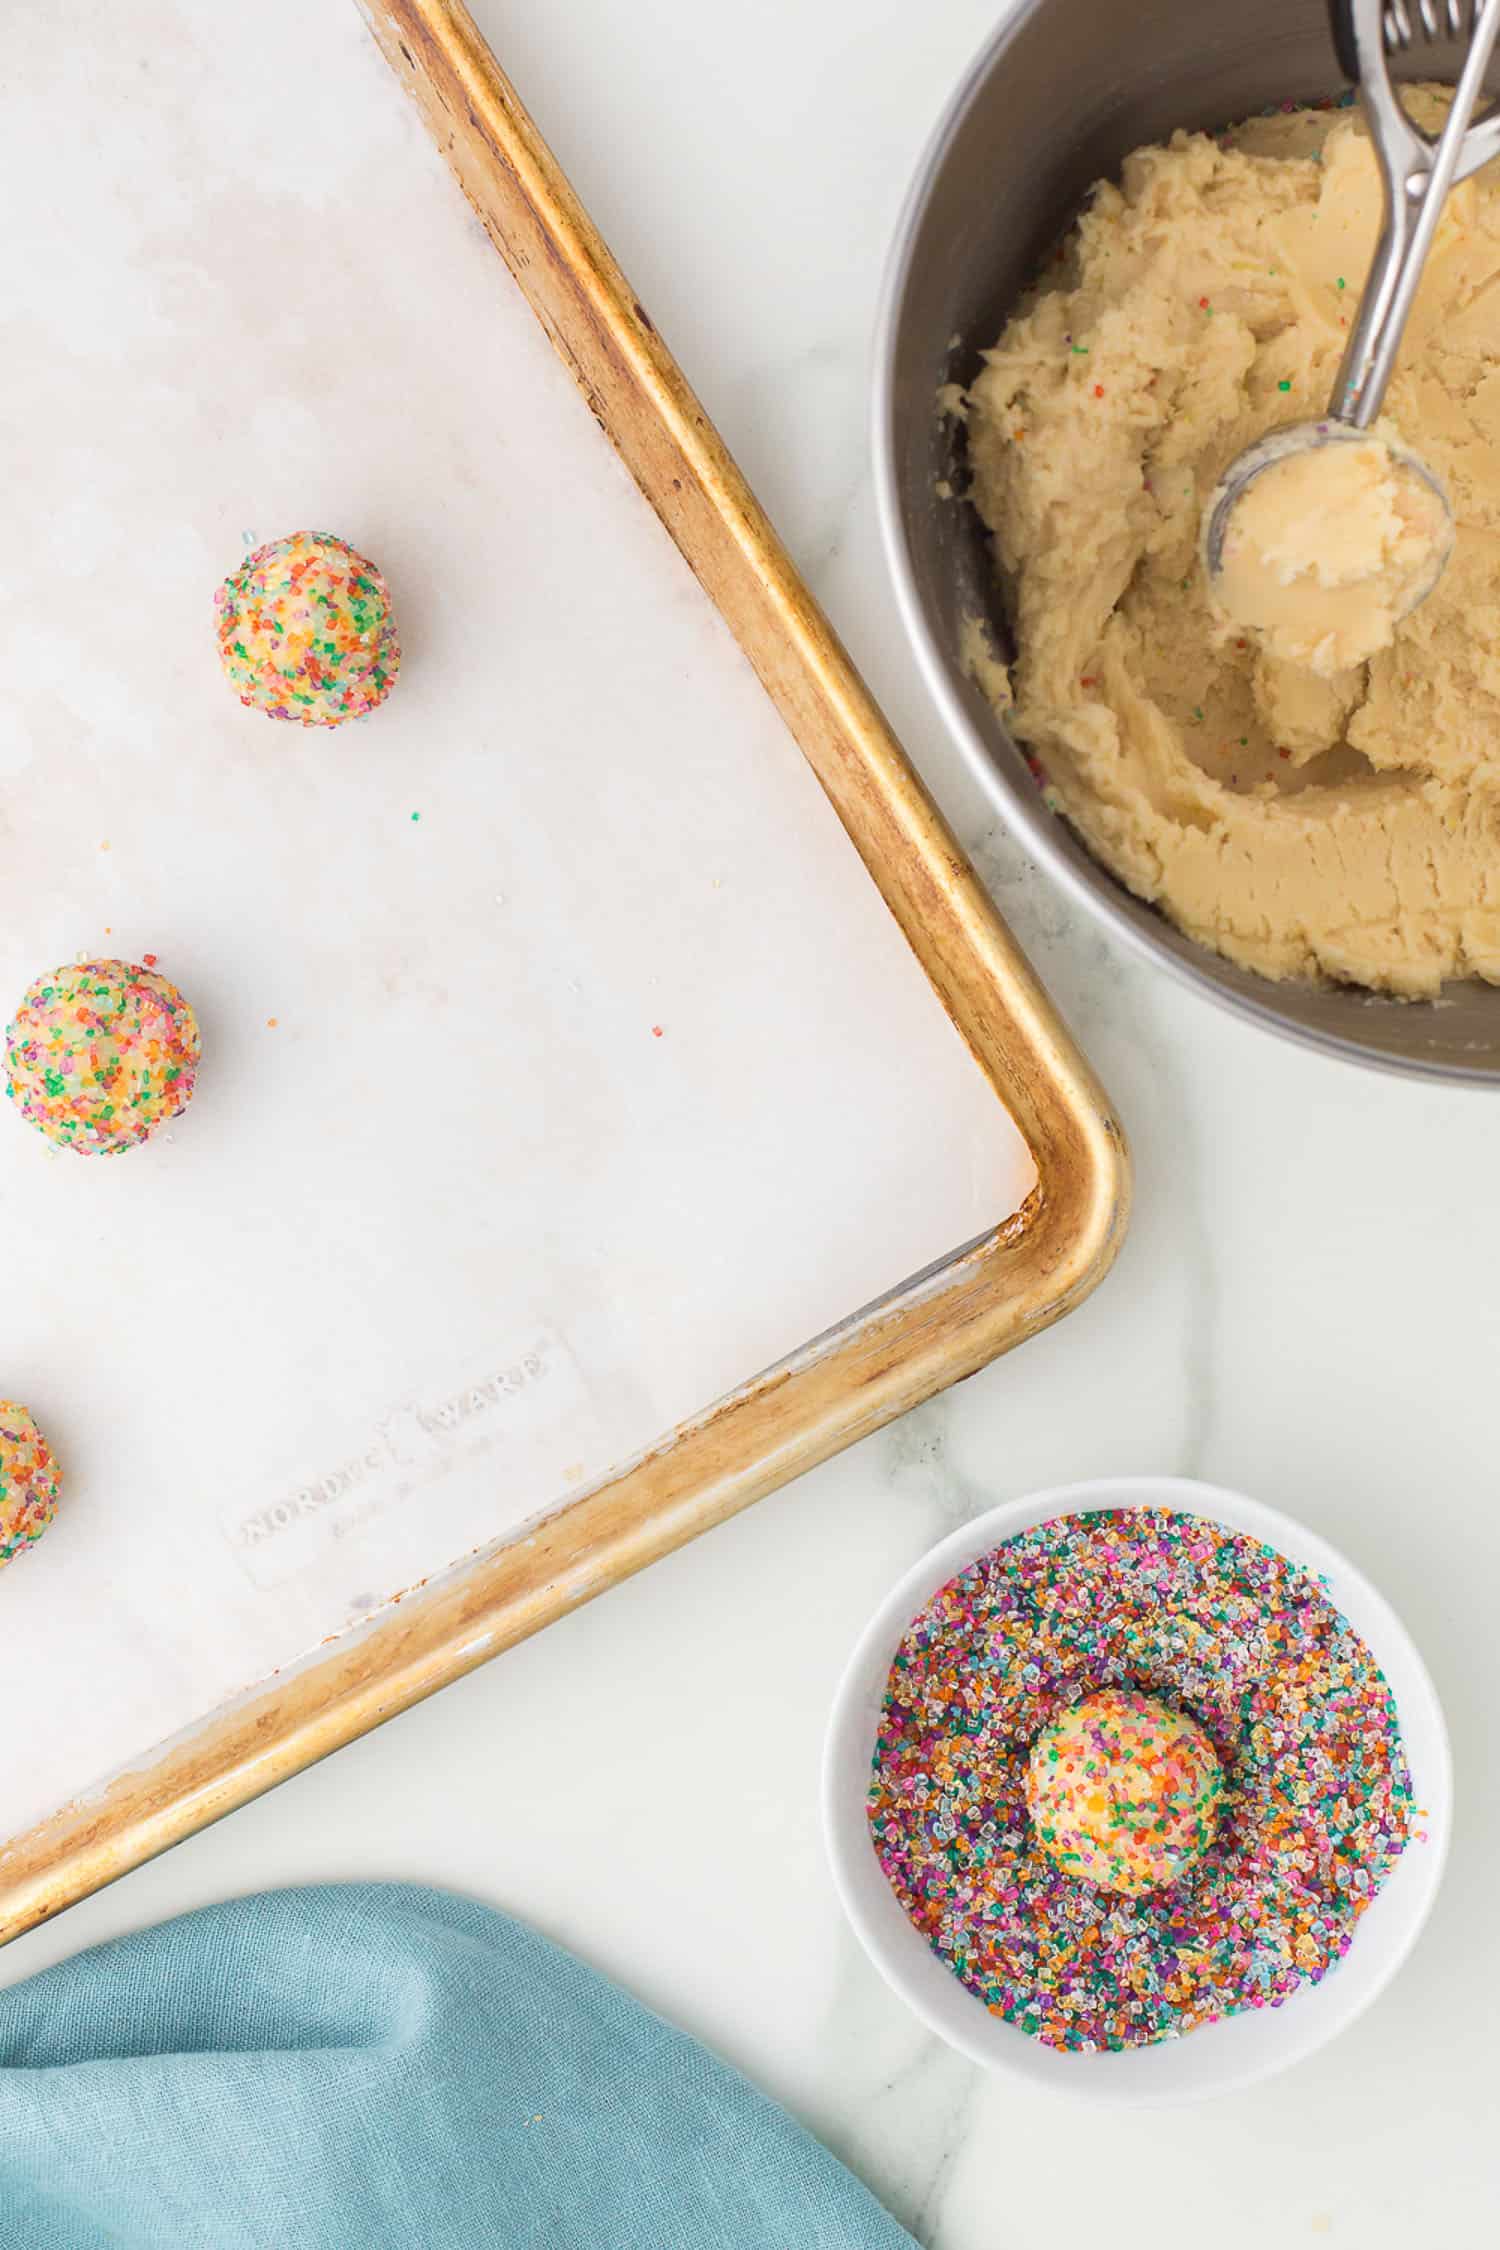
[1278,379,1292,392]
[1336,276,1346,290]
[411,811,421,822]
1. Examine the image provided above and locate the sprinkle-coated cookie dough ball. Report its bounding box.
[1026,1688,1224,1894]
[0,1403,61,1569]
[5,959,201,1155]
[215,530,400,726]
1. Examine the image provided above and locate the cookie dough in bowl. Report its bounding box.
[961,96,1500,998]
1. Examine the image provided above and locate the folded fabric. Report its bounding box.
[0,1882,914,2249]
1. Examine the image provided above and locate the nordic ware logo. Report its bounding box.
[221,1336,584,1589]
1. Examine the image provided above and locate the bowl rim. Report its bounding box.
[821,1473,1453,2104]
[869,3,1500,1088]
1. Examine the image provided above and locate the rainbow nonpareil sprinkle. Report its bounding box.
[0,1402,61,1568]
[867,1509,1414,2051]
[215,531,400,727]
[5,959,201,1156]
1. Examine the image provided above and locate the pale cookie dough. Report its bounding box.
[966,95,1500,994]
[1212,433,1452,674]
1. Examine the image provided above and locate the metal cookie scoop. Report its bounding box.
[1202,0,1500,622]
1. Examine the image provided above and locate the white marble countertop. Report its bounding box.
[4,2,1496,2242]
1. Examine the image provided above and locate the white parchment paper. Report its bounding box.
[0,0,1033,1838]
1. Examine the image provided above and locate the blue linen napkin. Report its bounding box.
[0,1882,914,2248]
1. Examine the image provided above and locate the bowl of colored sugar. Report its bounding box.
[823,1476,1450,2102]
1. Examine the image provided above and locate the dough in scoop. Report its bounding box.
[1212,434,1451,674]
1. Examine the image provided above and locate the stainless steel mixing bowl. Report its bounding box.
[874,0,1500,1082]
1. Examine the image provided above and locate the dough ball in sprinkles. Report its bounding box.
[1026,1687,1224,1894]
[215,531,400,726]
[0,1403,61,1569]
[867,1509,1415,2052]
[5,959,201,1155]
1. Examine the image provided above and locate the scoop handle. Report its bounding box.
[1327,0,1500,425]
